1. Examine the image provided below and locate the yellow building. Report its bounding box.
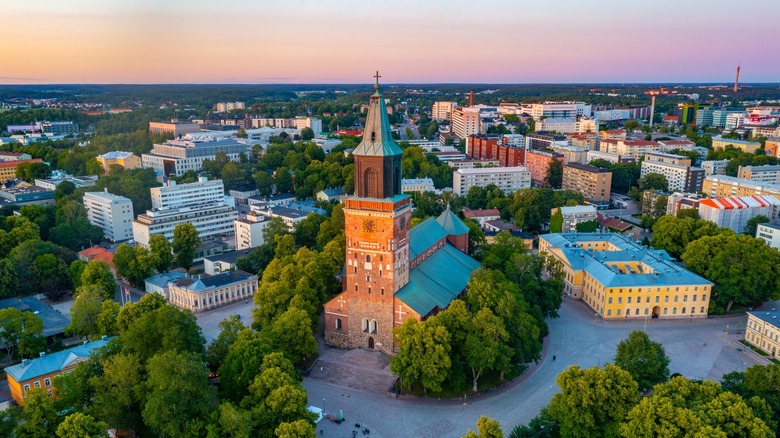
[702,175,780,198]
[539,233,713,320]
[745,310,780,358]
[0,158,43,182]
[711,136,762,154]
[3,338,111,406]
[96,151,142,172]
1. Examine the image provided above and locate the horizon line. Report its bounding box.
[1,82,779,87]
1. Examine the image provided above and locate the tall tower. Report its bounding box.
[323,72,412,355]
[734,64,741,93]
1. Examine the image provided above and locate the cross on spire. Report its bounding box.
[374,70,381,90]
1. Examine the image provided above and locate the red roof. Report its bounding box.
[0,158,42,169]
[83,110,103,115]
[78,246,117,275]
[463,208,501,218]
[336,130,363,136]
[623,140,658,146]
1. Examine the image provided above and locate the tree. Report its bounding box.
[254,171,274,197]
[173,223,201,271]
[676,208,699,220]
[53,181,77,202]
[218,330,272,402]
[613,330,670,391]
[624,120,640,131]
[575,220,598,232]
[547,365,640,438]
[621,377,772,437]
[66,259,87,291]
[275,167,294,193]
[112,243,154,287]
[390,318,452,394]
[300,127,315,141]
[545,160,563,189]
[682,234,780,312]
[33,253,69,300]
[206,315,247,371]
[15,387,59,438]
[466,186,488,210]
[56,413,109,438]
[463,416,504,438]
[0,258,18,299]
[638,172,668,192]
[268,307,317,365]
[0,308,43,363]
[67,285,105,339]
[120,304,206,362]
[79,260,115,300]
[464,219,486,257]
[549,208,563,233]
[89,353,144,435]
[96,299,121,337]
[465,308,511,393]
[148,234,173,273]
[143,350,216,438]
[275,419,316,438]
[745,214,770,236]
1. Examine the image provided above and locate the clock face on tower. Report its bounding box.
[362,218,376,233]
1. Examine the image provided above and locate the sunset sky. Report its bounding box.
[1,0,778,84]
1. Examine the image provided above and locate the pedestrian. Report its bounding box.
[553,355,556,361]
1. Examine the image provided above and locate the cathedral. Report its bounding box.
[323,75,480,356]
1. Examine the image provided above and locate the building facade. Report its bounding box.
[539,233,712,320]
[712,136,762,154]
[132,203,238,247]
[151,178,225,210]
[525,150,565,186]
[562,163,612,204]
[401,178,435,193]
[698,195,780,233]
[234,212,268,250]
[452,166,531,197]
[737,165,780,185]
[83,190,134,242]
[0,158,43,182]
[641,152,705,193]
[552,205,598,232]
[142,139,250,177]
[756,222,780,249]
[701,160,730,177]
[148,121,201,137]
[96,151,142,172]
[451,107,482,139]
[432,101,456,121]
[168,271,258,312]
[702,176,780,198]
[745,310,780,359]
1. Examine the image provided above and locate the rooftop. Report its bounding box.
[203,250,248,265]
[559,205,598,215]
[145,271,187,289]
[456,166,530,175]
[565,162,610,173]
[97,151,135,160]
[0,296,70,338]
[463,208,501,218]
[713,136,761,146]
[747,310,780,329]
[698,195,780,210]
[172,270,256,291]
[4,338,112,383]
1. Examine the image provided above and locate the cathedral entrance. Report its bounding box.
[367,337,375,350]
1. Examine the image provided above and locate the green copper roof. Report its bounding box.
[396,244,481,316]
[352,90,403,157]
[436,207,470,235]
[409,217,448,259]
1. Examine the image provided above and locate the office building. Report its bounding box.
[151,178,225,210]
[451,107,482,139]
[562,163,612,204]
[167,270,258,313]
[701,160,730,177]
[401,178,435,193]
[712,136,762,154]
[452,166,531,197]
[745,310,780,359]
[142,138,250,177]
[698,195,780,233]
[702,175,780,198]
[432,101,457,121]
[552,205,598,232]
[148,121,201,137]
[641,153,705,193]
[0,185,54,205]
[96,151,142,172]
[0,158,43,182]
[756,222,780,249]
[83,190,134,242]
[521,102,591,119]
[526,150,565,186]
[539,233,712,320]
[234,211,268,250]
[737,165,780,185]
[712,109,744,128]
[4,338,111,405]
[132,203,238,247]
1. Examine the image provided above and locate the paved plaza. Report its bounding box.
[303,298,773,438]
[196,298,254,343]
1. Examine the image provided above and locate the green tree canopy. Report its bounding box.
[463,416,504,438]
[613,330,670,391]
[390,318,452,394]
[79,260,115,300]
[56,413,109,438]
[172,223,201,271]
[0,308,44,362]
[148,234,173,273]
[67,285,106,339]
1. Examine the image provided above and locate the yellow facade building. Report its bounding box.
[96,151,142,172]
[539,233,713,320]
[745,310,780,358]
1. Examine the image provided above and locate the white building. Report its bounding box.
[520,102,591,119]
[640,153,705,193]
[234,212,268,250]
[452,167,531,197]
[725,113,745,130]
[432,102,457,121]
[132,203,238,247]
[295,117,323,134]
[451,107,482,140]
[312,137,341,154]
[401,178,435,193]
[83,190,134,242]
[698,195,780,233]
[586,150,627,164]
[737,165,780,185]
[553,205,598,232]
[141,138,251,177]
[144,271,186,295]
[701,160,730,177]
[756,222,780,249]
[151,178,225,210]
[215,102,245,112]
[535,118,598,134]
[602,139,661,160]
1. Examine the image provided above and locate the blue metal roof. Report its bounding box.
[396,244,481,316]
[409,217,448,259]
[145,271,186,289]
[748,310,780,329]
[4,338,112,382]
[436,207,470,235]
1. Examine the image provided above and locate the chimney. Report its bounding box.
[469,91,474,107]
[104,188,108,193]
[101,335,107,341]
[22,359,29,367]
[39,352,45,358]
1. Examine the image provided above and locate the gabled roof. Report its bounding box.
[409,217,447,259]
[396,244,481,316]
[351,88,403,157]
[4,338,111,382]
[436,207,470,235]
[172,270,255,291]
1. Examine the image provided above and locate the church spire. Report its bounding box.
[352,71,402,158]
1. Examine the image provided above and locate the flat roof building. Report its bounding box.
[148,121,201,137]
[745,310,780,359]
[452,166,531,197]
[641,152,705,193]
[562,163,612,204]
[737,165,780,185]
[142,138,250,177]
[83,190,134,242]
[702,175,780,198]
[712,136,762,154]
[552,205,598,232]
[756,222,780,249]
[698,195,780,233]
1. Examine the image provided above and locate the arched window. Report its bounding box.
[369,319,377,334]
[672,308,677,314]
[682,307,686,314]
[635,308,640,315]
[362,319,369,333]
[363,167,378,198]
[366,255,371,263]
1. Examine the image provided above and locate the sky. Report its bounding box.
[1,0,779,84]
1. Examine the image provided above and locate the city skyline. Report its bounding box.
[1,0,779,84]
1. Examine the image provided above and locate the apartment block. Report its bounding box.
[234,212,268,250]
[701,160,730,177]
[698,195,780,233]
[712,136,762,154]
[148,121,201,137]
[737,165,780,185]
[640,153,705,193]
[756,222,780,249]
[151,178,225,210]
[602,139,661,160]
[526,150,565,186]
[562,163,612,204]
[142,138,250,177]
[452,167,531,197]
[451,107,482,139]
[539,233,712,320]
[745,310,780,359]
[552,205,598,232]
[567,133,598,151]
[215,101,245,112]
[83,190,134,242]
[432,101,457,121]
[702,175,780,198]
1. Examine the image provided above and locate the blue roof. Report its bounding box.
[396,244,481,316]
[4,338,112,382]
[0,296,69,338]
[436,207,470,235]
[409,217,447,259]
[748,310,780,330]
[145,271,186,289]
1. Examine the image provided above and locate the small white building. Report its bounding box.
[552,205,598,232]
[203,251,245,276]
[462,208,501,228]
[234,212,268,250]
[756,222,780,249]
[401,178,435,193]
[316,187,344,203]
[83,190,134,242]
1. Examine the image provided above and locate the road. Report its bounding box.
[398,115,420,140]
[303,298,769,437]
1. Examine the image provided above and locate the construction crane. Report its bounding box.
[645,87,670,129]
